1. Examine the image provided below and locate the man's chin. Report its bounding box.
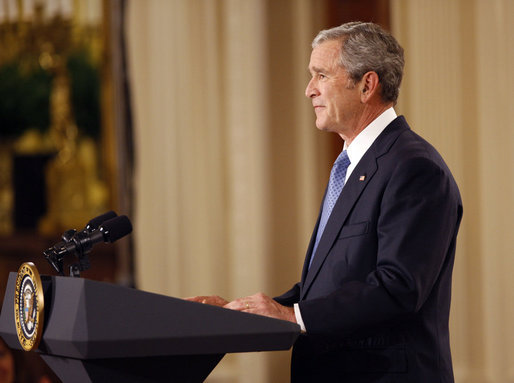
[315,119,325,130]
[315,122,331,132]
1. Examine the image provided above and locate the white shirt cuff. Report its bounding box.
[293,303,306,333]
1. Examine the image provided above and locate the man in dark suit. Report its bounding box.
[190,22,462,382]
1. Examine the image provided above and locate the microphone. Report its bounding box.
[84,210,117,233]
[60,210,118,243]
[44,214,133,276]
[65,215,133,257]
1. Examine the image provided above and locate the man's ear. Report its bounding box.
[359,71,380,102]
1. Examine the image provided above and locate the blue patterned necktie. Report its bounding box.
[309,150,351,269]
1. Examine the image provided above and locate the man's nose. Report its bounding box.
[305,78,319,98]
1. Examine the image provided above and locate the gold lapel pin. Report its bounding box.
[359,175,366,181]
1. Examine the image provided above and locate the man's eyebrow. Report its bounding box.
[309,65,326,74]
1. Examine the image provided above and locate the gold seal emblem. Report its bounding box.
[14,262,44,351]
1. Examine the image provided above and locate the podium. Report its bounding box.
[0,272,300,382]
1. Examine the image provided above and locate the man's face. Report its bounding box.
[305,40,362,136]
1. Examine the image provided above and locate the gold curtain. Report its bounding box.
[392,0,514,381]
[127,0,329,381]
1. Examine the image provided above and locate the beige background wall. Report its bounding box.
[127,0,514,382]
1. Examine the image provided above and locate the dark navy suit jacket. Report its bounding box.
[275,116,463,382]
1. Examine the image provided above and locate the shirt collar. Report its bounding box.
[344,107,397,168]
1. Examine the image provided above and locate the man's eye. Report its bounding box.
[319,74,326,79]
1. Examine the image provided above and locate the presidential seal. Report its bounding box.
[14,262,44,351]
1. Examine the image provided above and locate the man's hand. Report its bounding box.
[224,292,297,324]
[184,295,229,307]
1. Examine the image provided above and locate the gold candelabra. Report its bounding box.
[0,0,108,234]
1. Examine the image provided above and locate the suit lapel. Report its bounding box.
[300,157,378,299]
[300,117,409,300]
[300,211,321,284]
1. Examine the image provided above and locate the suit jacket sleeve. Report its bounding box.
[274,282,301,307]
[298,156,462,337]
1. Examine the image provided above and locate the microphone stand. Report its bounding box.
[43,229,92,277]
[43,211,124,277]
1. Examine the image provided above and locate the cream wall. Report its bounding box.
[128,0,514,382]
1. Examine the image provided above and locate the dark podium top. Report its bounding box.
[0,272,300,382]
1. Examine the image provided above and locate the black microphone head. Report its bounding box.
[85,211,118,232]
[99,215,133,243]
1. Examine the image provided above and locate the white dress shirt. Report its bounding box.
[293,107,397,332]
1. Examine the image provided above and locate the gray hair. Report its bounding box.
[313,22,404,104]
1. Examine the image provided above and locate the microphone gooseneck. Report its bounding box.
[44,212,133,277]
